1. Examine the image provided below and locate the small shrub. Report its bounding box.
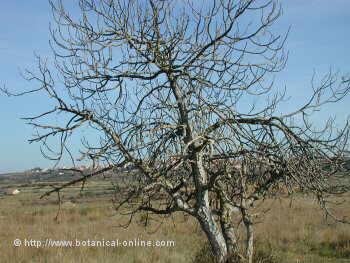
[193,241,278,263]
[315,239,350,258]
[79,207,93,216]
[253,241,279,263]
[192,242,215,263]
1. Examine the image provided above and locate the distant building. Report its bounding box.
[4,188,20,195]
[12,189,20,195]
[30,167,42,173]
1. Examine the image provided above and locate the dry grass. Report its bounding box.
[252,195,350,263]
[0,183,350,263]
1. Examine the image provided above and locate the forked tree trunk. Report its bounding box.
[197,207,228,263]
[197,206,241,263]
[194,153,241,262]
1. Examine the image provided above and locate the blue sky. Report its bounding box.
[0,0,349,173]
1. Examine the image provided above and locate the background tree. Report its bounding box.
[2,0,350,262]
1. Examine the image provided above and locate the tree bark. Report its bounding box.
[198,206,228,263]
[194,151,229,262]
[220,203,240,258]
[243,213,254,263]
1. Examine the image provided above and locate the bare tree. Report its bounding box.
[2,0,350,262]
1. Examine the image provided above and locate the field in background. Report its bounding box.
[0,175,350,263]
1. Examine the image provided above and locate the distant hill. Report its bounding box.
[0,170,83,184]
[0,168,139,184]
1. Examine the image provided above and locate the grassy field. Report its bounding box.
[0,180,349,263]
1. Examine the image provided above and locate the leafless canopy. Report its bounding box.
[3,0,350,262]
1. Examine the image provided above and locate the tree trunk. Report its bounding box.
[198,206,228,263]
[243,213,254,263]
[220,203,240,259]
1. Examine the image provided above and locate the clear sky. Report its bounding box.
[0,0,349,173]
